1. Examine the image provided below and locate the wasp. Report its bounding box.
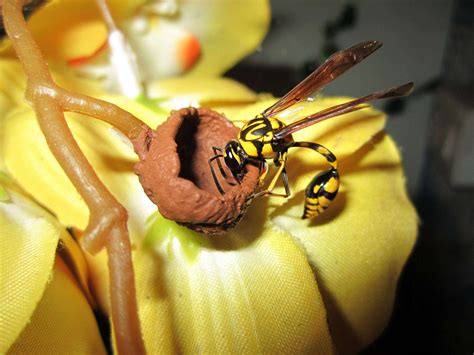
[209,41,413,219]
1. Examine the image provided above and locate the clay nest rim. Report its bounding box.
[132,107,261,235]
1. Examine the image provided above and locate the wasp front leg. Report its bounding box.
[212,147,240,186]
[289,142,340,219]
[258,160,269,186]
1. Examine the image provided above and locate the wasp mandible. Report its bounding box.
[209,41,413,219]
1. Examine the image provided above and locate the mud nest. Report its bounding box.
[133,107,260,235]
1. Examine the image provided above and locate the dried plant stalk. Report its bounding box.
[2,1,146,353]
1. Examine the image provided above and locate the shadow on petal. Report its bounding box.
[314,272,364,354]
[270,190,348,228]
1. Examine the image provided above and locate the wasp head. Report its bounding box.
[224,140,246,175]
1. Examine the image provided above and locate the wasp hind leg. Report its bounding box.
[289,142,340,219]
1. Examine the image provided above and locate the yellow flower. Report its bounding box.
[0,0,270,82]
[0,1,416,351]
[0,176,106,353]
[1,54,417,352]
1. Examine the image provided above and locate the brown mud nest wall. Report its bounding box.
[133,107,260,235]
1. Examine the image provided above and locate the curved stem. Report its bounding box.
[57,88,146,140]
[3,1,146,353]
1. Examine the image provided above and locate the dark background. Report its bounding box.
[226,0,473,353]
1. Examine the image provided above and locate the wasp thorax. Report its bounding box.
[238,116,284,159]
[133,107,260,235]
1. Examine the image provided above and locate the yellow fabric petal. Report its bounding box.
[57,228,96,307]
[132,215,335,353]
[177,0,270,77]
[0,0,145,62]
[3,106,87,228]
[146,77,257,110]
[2,100,161,235]
[0,185,60,352]
[0,59,27,115]
[1,58,415,353]
[269,134,417,352]
[7,257,107,354]
[1,0,269,79]
[0,60,164,233]
[85,133,416,353]
[0,184,7,201]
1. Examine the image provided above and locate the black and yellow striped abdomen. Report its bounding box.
[287,142,339,219]
[303,168,340,219]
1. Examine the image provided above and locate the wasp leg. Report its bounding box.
[272,156,291,196]
[208,154,226,194]
[212,146,239,186]
[255,152,291,198]
[258,160,269,185]
[289,142,340,219]
[282,165,291,196]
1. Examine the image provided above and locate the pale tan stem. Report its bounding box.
[3,1,146,353]
[56,88,146,139]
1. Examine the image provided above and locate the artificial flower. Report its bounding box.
[1,55,417,351]
[1,1,416,351]
[0,0,270,84]
[0,176,106,353]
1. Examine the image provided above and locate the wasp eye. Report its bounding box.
[224,142,243,172]
[225,156,240,171]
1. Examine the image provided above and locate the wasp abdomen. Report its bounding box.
[302,168,340,219]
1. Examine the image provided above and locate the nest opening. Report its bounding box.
[176,112,200,186]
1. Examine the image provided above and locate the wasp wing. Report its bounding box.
[262,40,383,118]
[274,82,414,140]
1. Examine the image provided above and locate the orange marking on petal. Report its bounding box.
[67,40,108,67]
[178,34,201,71]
